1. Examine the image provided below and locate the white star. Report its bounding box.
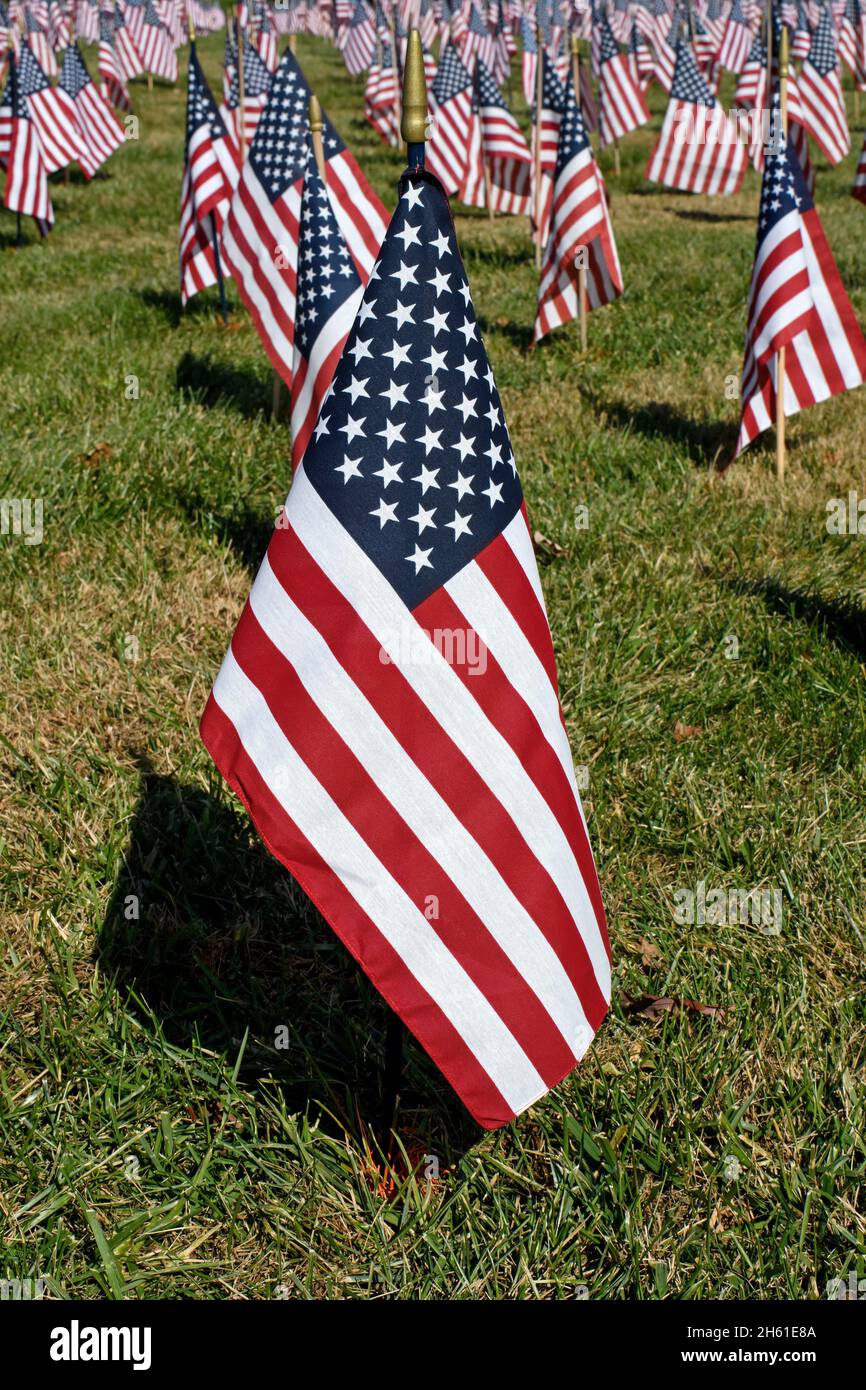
[335,454,363,483]
[425,305,449,337]
[431,228,450,258]
[339,414,366,442]
[422,345,448,375]
[485,400,499,429]
[483,478,504,506]
[446,510,473,541]
[344,374,369,403]
[380,379,409,409]
[413,464,440,493]
[374,458,402,487]
[416,424,443,454]
[370,497,399,528]
[349,336,372,363]
[402,182,424,209]
[485,439,503,468]
[314,414,330,440]
[410,503,437,534]
[452,432,475,463]
[396,220,421,250]
[383,339,412,369]
[406,543,434,574]
[421,383,445,414]
[456,393,477,423]
[357,299,376,324]
[458,317,477,344]
[457,355,478,384]
[458,281,472,306]
[391,261,419,290]
[388,300,415,329]
[449,471,474,500]
[378,418,405,449]
[428,266,451,296]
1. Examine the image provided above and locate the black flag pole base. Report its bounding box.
[379,1010,404,1144]
[211,223,229,326]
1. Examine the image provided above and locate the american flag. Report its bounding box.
[535,74,622,343]
[180,40,239,306]
[426,44,474,196]
[23,6,57,79]
[290,161,363,467]
[75,0,100,45]
[799,5,850,165]
[596,9,649,147]
[2,47,52,234]
[138,0,178,83]
[838,0,865,80]
[717,0,750,73]
[112,2,145,82]
[475,57,531,214]
[364,43,400,146]
[520,12,537,105]
[16,43,86,176]
[48,0,71,52]
[340,0,377,73]
[737,136,866,454]
[629,18,655,88]
[649,13,678,92]
[531,47,566,250]
[58,42,125,180]
[458,0,498,70]
[99,9,132,113]
[852,124,866,202]
[201,168,611,1131]
[646,36,747,196]
[220,30,273,155]
[221,48,386,388]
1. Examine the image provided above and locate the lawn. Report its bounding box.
[1,34,864,1300]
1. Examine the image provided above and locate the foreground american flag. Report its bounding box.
[737,137,866,455]
[596,8,649,147]
[534,73,622,344]
[201,169,611,1130]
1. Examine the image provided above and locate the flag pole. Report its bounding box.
[571,33,587,353]
[309,92,327,178]
[533,24,543,268]
[374,26,428,1144]
[236,6,247,162]
[776,19,788,481]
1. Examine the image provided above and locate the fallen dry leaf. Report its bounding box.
[638,937,664,970]
[620,992,726,1024]
[81,442,112,468]
[673,720,702,741]
[532,529,569,562]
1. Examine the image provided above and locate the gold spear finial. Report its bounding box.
[400,27,427,147]
[309,93,323,134]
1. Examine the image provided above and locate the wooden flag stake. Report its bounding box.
[309,93,326,178]
[571,34,588,353]
[776,23,789,482]
[533,25,543,268]
[236,8,247,162]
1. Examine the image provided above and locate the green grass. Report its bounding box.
[1,37,865,1300]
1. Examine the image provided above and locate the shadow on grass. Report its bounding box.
[178,495,275,574]
[593,396,738,468]
[717,572,866,660]
[176,351,271,420]
[475,313,534,352]
[671,209,753,224]
[98,768,481,1160]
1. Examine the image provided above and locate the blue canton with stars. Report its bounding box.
[431,46,472,104]
[295,164,361,355]
[226,34,272,110]
[475,59,506,110]
[597,13,621,66]
[670,37,716,107]
[17,45,52,97]
[185,45,227,158]
[807,7,839,75]
[556,76,592,175]
[757,136,812,242]
[249,50,345,203]
[300,172,522,610]
[59,44,93,102]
